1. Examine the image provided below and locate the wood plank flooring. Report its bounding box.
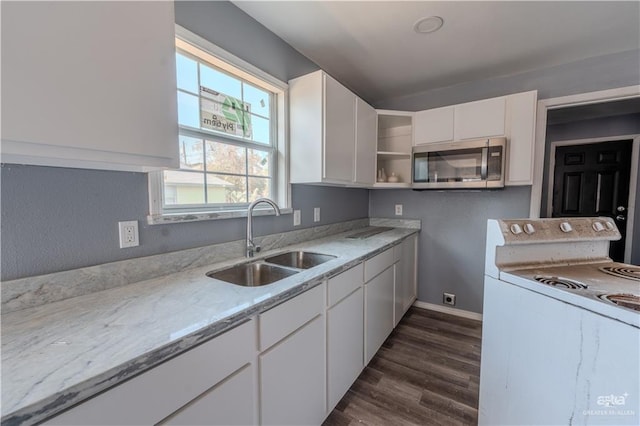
[323,306,483,426]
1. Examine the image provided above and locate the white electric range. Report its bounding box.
[479,217,639,425]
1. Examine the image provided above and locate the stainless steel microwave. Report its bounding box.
[412,138,506,189]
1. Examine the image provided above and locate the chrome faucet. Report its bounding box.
[246,198,281,258]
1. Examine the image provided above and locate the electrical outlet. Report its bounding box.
[443,292,456,306]
[395,204,403,216]
[118,220,139,248]
[313,207,320,222]
[293,210,301,226]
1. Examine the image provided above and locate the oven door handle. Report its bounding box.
[481,147,488,180]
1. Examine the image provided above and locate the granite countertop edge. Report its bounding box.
[2,227,419,426]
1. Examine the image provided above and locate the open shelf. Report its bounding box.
[376,111,413,187]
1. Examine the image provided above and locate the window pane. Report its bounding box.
[177,91,200,128]
[200,64,241,99]
[243,83,270,118]
[207,174,247,204]
[200,96,250,138]
[249,114,270,144]
[205,140,246,174]
[248,177,271,202]
[178,136,204,170]
[176,53,198,93]
[248,149,270,176]
[163,170,204,205]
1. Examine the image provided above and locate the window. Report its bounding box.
[149,26,289,222]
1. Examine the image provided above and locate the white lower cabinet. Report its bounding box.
[401,235,418,312]
[327,287,364,409]
[161,364,256,425]
[260,315,326,425]
[364,266,395,364]
[259,283,326,425]
[45,319,256,425]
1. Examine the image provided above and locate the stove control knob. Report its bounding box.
[524,223,535,234]
[510,224,523,235]
[592,221,605,232]
[605,221,615,231]
[560,222,573,233]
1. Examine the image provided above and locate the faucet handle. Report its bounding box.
[255,246,261,253]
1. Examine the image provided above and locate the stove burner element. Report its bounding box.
[599,266,640,281]
[598,294,640,312]
[534,276,588,290]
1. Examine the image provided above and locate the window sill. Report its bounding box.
[147,207,293,225]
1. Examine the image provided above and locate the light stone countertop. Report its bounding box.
[1,225,418,425]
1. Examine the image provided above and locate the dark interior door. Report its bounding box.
[552,140,632,262]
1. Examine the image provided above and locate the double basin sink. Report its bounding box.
[206,251,336,287]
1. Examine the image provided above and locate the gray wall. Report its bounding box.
[370,187,531,313]
[373,49,640,314]
[0,2,367,281]
[0,164,367,280]
[541,113,640,265]
[377,49,640,110]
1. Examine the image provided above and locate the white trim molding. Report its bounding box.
[530,85,640,219]
[413,300,483,321]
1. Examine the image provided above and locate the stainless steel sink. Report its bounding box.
[346,226,394,239]
[206,262,299,287]
[265,251,337,269]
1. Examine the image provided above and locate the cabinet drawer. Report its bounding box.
[45,319,255,425]
[328,263,364,307]
[160,364,256,426]
[364,248,394,282]
[259,283,325,351]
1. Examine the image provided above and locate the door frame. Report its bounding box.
[529,85,640,262]
[546,136,639,263]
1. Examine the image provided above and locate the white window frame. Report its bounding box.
[148,25,290,224]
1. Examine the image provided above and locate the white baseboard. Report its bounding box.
[413,300,483,321]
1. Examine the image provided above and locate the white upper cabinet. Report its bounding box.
[454,97,506,140]
[1,1,179,171]
[414,106,454,145]
[324,74,357,183]
[355,98,377,185]
[411,91,537,186]
[289,70,376,186]
[505,91,537,185]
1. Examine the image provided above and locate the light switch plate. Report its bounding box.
[293,210,301,226]
[395,204,403,216]
[313,207,320,222]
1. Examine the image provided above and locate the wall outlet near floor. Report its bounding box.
[293,209,301,226]
[395,204,403,216]
[118,220,139,248]
[443,292,456,306]
[313,207,320,222]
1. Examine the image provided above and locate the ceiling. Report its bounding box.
[233,1,640,104]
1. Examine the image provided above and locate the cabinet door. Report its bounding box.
[414,106,454,145]
[505,91,537,185]
[454,97,506,140]
[364,267,394,364]
[1,1,178,171]
[260,315,326,425]
[323,74,356,183]
[394,262,404,327]
[161,365,256,426]
[327,287,364,410]
[355,97,377,185]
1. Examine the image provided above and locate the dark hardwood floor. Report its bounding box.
[324,306,483,426]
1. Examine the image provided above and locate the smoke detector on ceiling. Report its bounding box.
[413,16,444,34]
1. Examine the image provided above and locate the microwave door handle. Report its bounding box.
[481,147,488,180]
